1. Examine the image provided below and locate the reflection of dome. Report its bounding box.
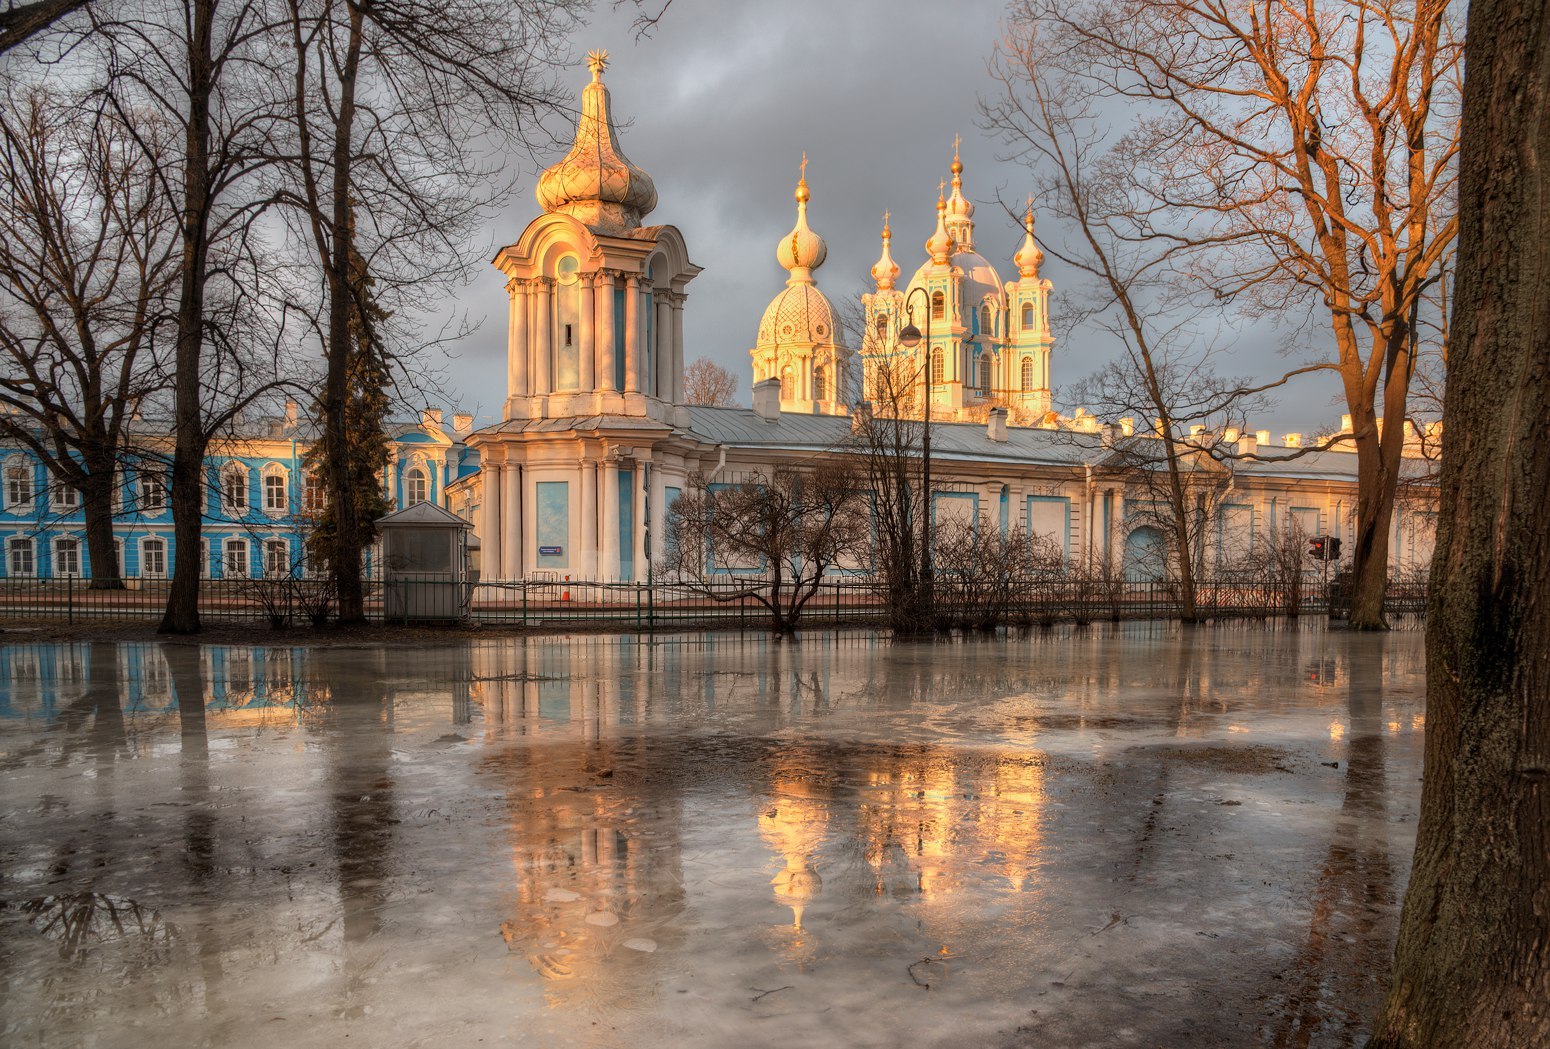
[758,284,837,348]
[535,50,657,233]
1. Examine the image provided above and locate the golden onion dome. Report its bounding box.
[535,51,657,233]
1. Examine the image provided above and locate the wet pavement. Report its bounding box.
[0,622,1425,1048]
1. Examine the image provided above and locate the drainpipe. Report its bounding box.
[707,446,727,484]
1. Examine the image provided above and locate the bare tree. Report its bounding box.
[0,0,90,55]
[682,357,738,407]
[991,0,1462,629]
[1371,0,1550,1037]
[268,0,581,622]
[934,522,1064,630]
[0,87,178,588]
[659,462,867,634]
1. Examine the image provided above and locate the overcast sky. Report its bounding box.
[435,0,1344,435]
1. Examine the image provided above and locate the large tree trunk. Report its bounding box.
[322,0,366,625]
[1369,0,1550,1040]
[79,465,123,589]
[158,0,215,636]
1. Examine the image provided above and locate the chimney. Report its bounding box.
[851,400,873,434]
[1256,429,1270,445]
[987,406,1008,443]
[1237,430,1258,456]
[421,408,443,429]
[1189,423,1207,442]
[1118,417,1135,437]
[1283,432,1303,448]
[285,400,298,430]
[452,413,473,437]
[752,377,781,422]
[1099,423,1115,448]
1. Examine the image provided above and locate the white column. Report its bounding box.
[623,275,641,394]
[507,279,528,401]
[648,463,666,570]
[596,271,617,392]
[632,464,647,581]
[670,293,686,405]
[579,275,596,391]
[501,461,520,580]
[601,460,619,580]
[580,459,598,579]
[654,294,672,400]
[480,452,502,579]
[533,278,552,396]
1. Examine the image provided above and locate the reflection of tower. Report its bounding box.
[485,641,687,1009]
[756,747,832,969]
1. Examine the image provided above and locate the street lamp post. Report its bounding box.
[897,288,933,622]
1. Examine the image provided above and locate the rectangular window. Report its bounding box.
[141,471,167,512]
[55,538,81,577]
[51,483,79,510]
[264,539,289,577]
[222,469,248,513]
[224,539,249,578]
[5,465,32,508]
[303,472,326,513]
[9,539,35,576]
[142,538,167,576]
[264,472,287,512]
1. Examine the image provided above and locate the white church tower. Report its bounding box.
[749,158,848,415]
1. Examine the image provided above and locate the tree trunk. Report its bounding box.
[1369,0,1550,1040]
[79,466,123,589]
[1346,389,1407,630]
[158,0,215,636]
[323,0,366,625]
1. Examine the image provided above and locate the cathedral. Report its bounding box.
[456,53,1438,584]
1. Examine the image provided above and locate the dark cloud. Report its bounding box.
[438,0,1343,435]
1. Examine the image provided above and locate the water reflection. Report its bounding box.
[0,624,1427,1049]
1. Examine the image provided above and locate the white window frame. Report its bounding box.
[7,536,36,577]
[220,463,250,516]
[405,465,429,506]
[4,458,35,511]
[222,536,250,579]
[303,471,327,513]
[261,464,289,515]
[200,538,211,578]
[53,536,83,578]
[140,535,168,578]
[140,469,168,512]
[50,479,80,512]
[263,537,290,578]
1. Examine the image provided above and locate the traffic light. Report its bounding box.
[1309,536,1327,561]
[1328,537,1342,561]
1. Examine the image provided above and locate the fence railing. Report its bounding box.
[0,574,1428,629]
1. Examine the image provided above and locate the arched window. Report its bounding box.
[405,466,429,506]
[1021,302,1034,330]
[221,464,249,514]
[931,291,945,320]
[780,367,793,399]
[262,465,288,514]
[1021,357,1035,391]
[140,470,167,512]
[980,304,992,336]
[264,539,290,578]
[930,348,944,384]
[978,354,992,394]
[141,537,167,577]
[813,365,827,402]
[874,313,888,341]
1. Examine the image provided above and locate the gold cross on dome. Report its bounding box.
[952,133,962,158]
[587,49,609,78]
[938,178,946,199]
[800,151,808,179]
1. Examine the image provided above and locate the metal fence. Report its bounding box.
[0,574,1427,629]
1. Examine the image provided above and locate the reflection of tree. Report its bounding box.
[1266,636,1394,1046]
[325,651,396,1018]
[20,893,176,962]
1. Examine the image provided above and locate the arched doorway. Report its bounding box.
[1123,525,1167,582]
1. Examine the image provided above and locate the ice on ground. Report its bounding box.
[0,622,1425,1048]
